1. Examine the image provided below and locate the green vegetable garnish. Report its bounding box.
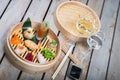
[50,40,57,47]
[41,22,50,27]
[22,17,32,33]
[30,36,38,44]
[41,48,56,58]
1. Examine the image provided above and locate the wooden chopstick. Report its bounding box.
[51,45,74,80]
[62,46,78,64]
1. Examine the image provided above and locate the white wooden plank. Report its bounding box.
[66,0,104,80]
[0,0,31,60]
[0,57,20,80]
[0,0,32,80]
[87,0,120,80]
[88,0,104,17]
[23,0,51,22]
[107,3,120,80]
[0,0,10,17]
[19,72,43,80]
[19,0,51,79]
[71,0,88,4]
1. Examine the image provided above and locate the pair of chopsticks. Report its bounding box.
[62,46,78,64]
[51,45,74,80]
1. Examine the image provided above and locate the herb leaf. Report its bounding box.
[41,48,56,58]
[22,17,31,33]
[30,36,38,44]
[42,29,49,40]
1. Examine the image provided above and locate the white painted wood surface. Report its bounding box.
[87,0,120,80]
[0,0,32,80]
[0,0,10,17]
[88,0,104,17]
[107,3,120,80]
[0,0,120,80]
[72,0,88,4]
[23,0,51,22]
[0,0,31,60]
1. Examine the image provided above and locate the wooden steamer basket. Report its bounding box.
[5,22,60,73]
[54,1,101,42]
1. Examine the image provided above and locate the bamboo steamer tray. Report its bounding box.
[54,1,101,42]
[5,22,60,73]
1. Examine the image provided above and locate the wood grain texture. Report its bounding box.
[0,0,32,80]
[87,0,120,80]
[23,0,51,22]
[0,0,119,80]
[0,57,20,80]
[55,1,100,42]
[65,0,90,80]
[0,0,31,60]
[19,72,43,80]
[66,0,104,80]
[88,0,104,17]
[0,0,10,17]
[71,0,88,4]
[107,2,120,80]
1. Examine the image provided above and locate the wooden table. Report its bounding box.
[0,0,120,80]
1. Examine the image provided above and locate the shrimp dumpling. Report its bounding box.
[15,45,27,55]
[23,28,35,39]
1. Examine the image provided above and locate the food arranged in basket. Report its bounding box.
[9,18,58,64]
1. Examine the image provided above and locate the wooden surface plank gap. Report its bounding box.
[85,0,106,79]
[41,72,46,80]
[85,49,94,80]
[0,0,12,19]
[20,0,33,22]
[0,53,5,64]
[105,0,120,80]
[86,0,89,5]
[10,0,33,79]
[43,0,53,21]
[17,71,22,80]
[99,0,106,19]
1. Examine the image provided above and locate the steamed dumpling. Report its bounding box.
[37,52,46,64]
[24,40,38,50]
[23,28,35,39]
[15,45,27,55]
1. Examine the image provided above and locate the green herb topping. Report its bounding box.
[50,40,57,47]
[41,48,56,58]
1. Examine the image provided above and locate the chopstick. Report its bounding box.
[62,46,78,64]
[51,45,74,80]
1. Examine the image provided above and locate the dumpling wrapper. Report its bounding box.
[15,46,26,55]
[24,40,38,50]
[38,52,46,64]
